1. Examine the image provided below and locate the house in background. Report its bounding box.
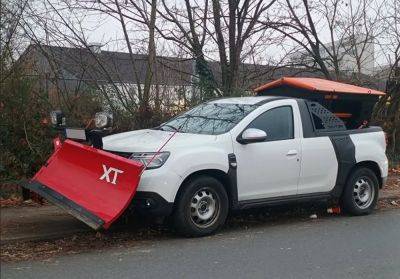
[17,44,195,110]
[290,34,375,76]
[16,43,384,113]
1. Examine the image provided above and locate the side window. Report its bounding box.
[247,106,294,141]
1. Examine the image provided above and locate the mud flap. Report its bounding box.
[22,140,144,230]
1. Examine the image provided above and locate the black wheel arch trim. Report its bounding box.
[328,135,357,198]
[175,162,239,210]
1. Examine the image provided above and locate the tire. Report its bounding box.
[341,167,379,215]
[172,175,229,237]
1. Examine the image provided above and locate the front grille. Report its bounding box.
[104,150,132,158]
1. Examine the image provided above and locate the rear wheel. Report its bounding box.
[173,175,229,237]
[341,167,379,215]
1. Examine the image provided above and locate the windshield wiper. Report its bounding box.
[159,124,180,132]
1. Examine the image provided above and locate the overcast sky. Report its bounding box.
[19,0,396,68]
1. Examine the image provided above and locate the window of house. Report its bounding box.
[247,106,294,141]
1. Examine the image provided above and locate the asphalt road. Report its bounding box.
[2,209,400,279]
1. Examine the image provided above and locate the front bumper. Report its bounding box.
[131,191,173,216]
[137,166,183,203]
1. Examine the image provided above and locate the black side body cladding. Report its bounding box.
[328,135,357,198]
[296,99,316,138]
[227,153,239,209]
[238,192,331,209]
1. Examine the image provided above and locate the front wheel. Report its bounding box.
[172,175,229,237]
[341,167,379,215]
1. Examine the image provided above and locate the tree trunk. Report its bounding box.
[138,0,157,128]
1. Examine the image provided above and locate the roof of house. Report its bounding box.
[254,77,385,96]
[19,45,386,92]
[22,45,194,86]
[19,45,326,88]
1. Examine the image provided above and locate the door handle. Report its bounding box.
[286,150,298,156]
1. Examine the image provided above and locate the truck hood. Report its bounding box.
[102,129,218,152]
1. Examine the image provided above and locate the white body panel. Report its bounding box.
[233,138,301,199]
[351,132,389,178]
[102,97,388,204]
[230,99,302,200]
[298,137,338,194]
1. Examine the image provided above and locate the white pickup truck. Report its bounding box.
[101,96,388,236]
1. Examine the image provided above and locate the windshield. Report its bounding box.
[158,102,258,135]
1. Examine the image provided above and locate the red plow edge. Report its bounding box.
[22,139,144,230]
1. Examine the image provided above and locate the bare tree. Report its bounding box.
[373,0,399,154]
[0,0,29,81]
[157,0,216,99]
[159,0,276,97]
[267,0,382,82]
[8,0,157,127]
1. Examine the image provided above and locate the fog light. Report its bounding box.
[145,199,152,207]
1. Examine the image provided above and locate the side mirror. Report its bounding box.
[237,128,267,144]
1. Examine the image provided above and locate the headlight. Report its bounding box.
[129,152,170,169]
[95,112,113,128]
[50,110,65,126]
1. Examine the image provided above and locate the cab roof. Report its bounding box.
[254,77,385,96]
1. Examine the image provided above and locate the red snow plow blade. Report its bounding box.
[22,140,144,230]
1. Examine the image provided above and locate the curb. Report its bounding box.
[379,191,400,201]
[1,228,90,245]
[379,195,400,201]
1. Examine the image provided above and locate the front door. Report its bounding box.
[234,104,301,201]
